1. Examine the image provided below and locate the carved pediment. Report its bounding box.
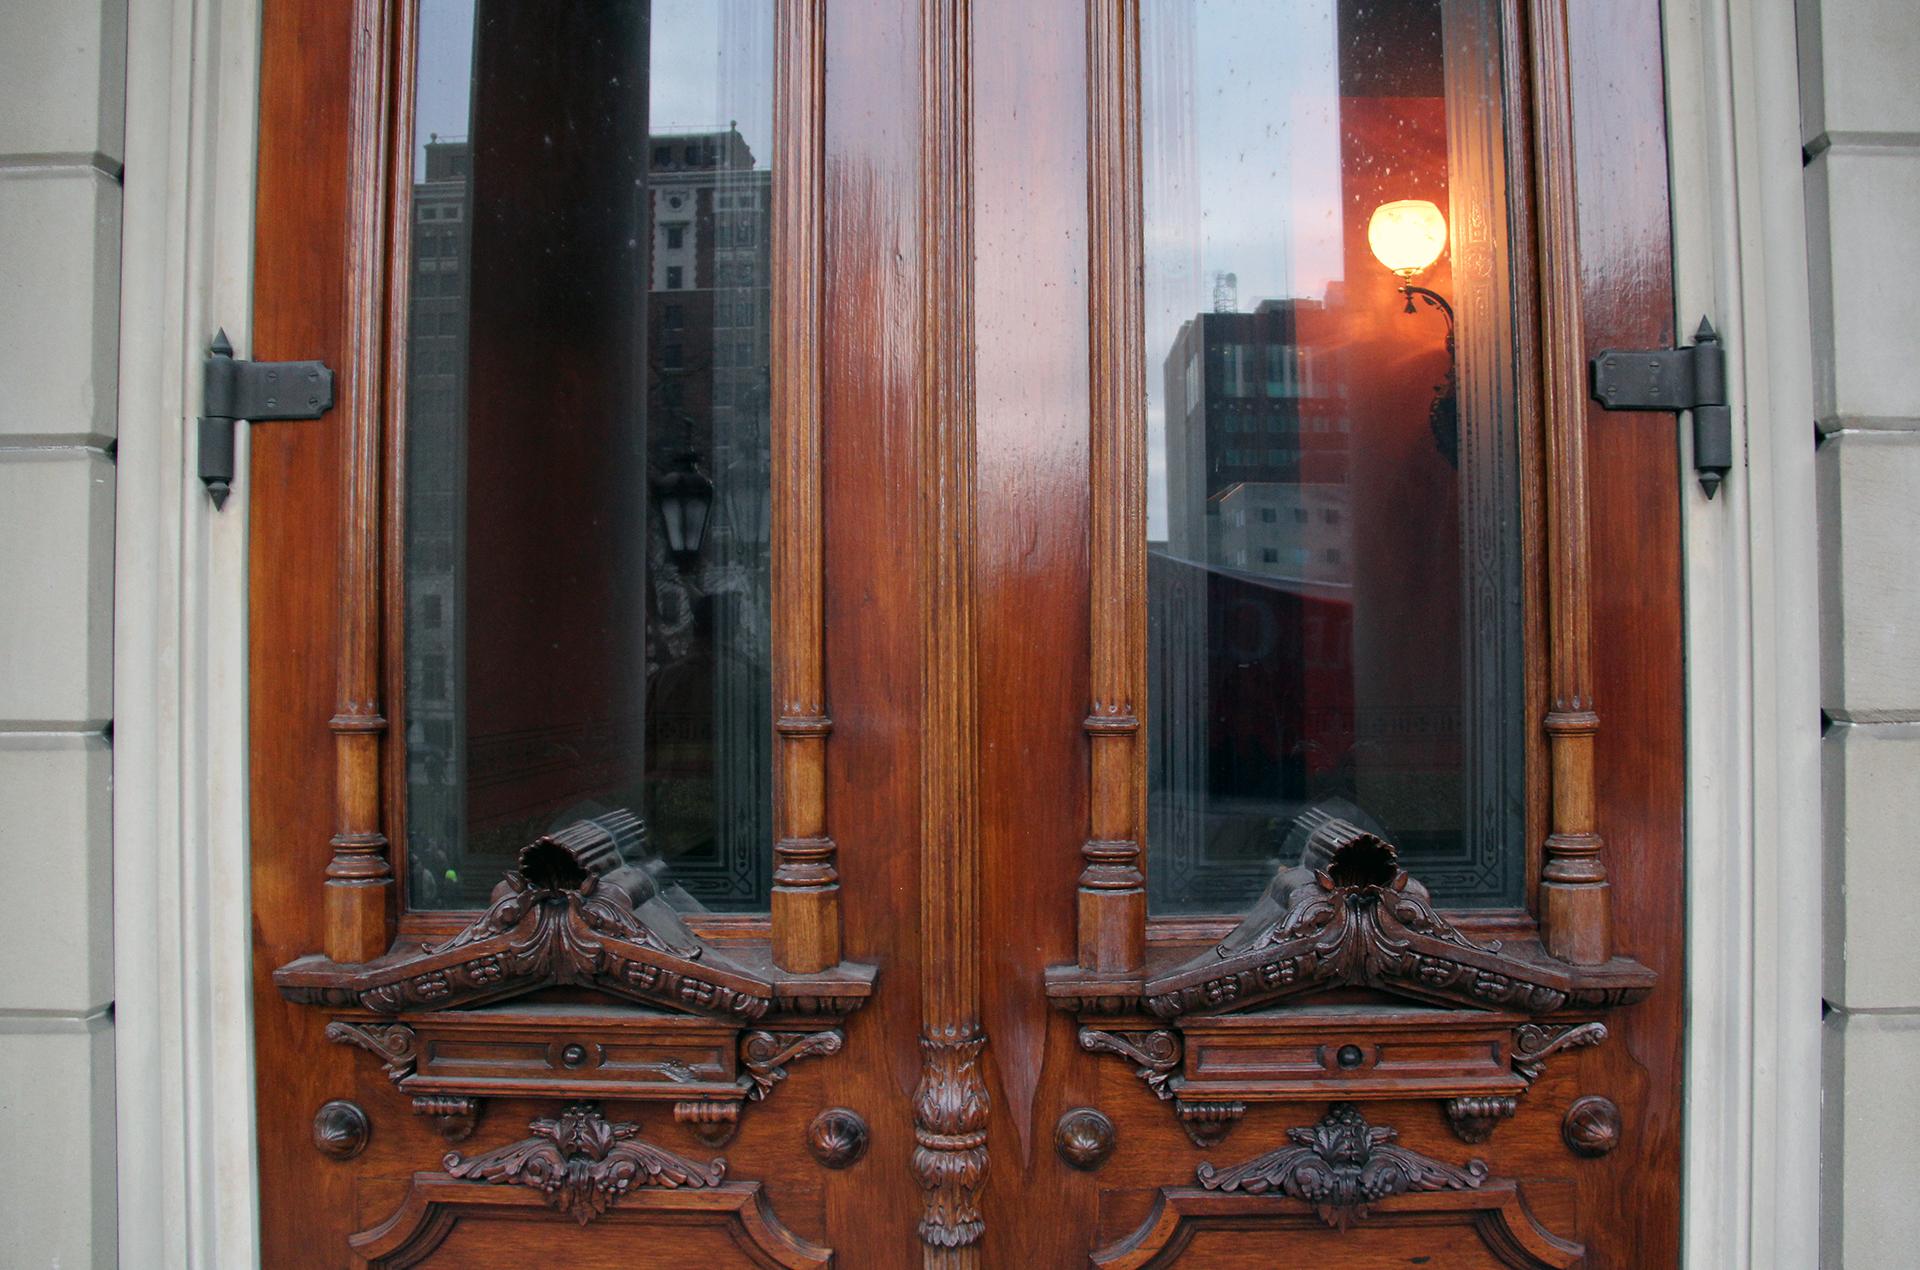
[276,814,774,1020]
[1143,817,1649,1019]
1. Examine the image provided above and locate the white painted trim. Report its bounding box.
[1664,0,1824,1264]
[112,0,262,1265]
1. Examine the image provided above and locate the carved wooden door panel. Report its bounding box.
[248,0,1683,1266]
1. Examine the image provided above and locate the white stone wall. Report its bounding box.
[0,1,126,1265]
[1800,0,1920,1263]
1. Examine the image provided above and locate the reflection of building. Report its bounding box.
[402,129,775,910]
[403,136,474,902]
[643,129,774,907]
[1161,298,1349,571]
[1151,295,1357,912]
[1213,482,1350,585]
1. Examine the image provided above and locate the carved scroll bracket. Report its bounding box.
[741,1029,845,1100]
[1078,1027,1179,1100]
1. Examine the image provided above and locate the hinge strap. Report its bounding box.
[197,328,336,508]
[1589,315,1732,498]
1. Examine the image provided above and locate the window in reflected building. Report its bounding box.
[401,0,776,912]
[1143,0,1526,913]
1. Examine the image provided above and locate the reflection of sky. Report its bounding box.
[414,1,774,178]
[1143,0,1342,540]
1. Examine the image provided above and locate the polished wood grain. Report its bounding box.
[1529,0,1612,967]
[972,0,1099,1263]
[253,1,362,1260]
[325,0,399,965]
[1078,0,1148,977]
[912,0,990,1262]
[1564,0,1688,1259]
[813,0,930,1259]
[771,0,843,975]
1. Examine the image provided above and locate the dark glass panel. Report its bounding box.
[403,1,775,912]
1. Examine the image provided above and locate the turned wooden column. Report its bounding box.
[1078,0,1149,976]
[771,0,843,974]
[324,0,399,964]
[913,0,989,1261]
[1530,0,1612,965]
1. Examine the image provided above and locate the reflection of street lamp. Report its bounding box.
[655,448,714,558]
[1368,199,1458,466]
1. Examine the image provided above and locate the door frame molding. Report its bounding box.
[113,0,265,1264]
[1663,0,1823,1263]
[109,0,1821,1265]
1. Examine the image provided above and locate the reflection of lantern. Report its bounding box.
[1367,199,1448,278]
[655,450,714,557]
[1368,200,1458,468]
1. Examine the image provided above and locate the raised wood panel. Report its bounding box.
[973,0,1102,1263]
[351,1179,831,1268]
[1093,1184,1583,1270]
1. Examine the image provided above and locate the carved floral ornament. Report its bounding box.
[443,1102,726,1226]
[1197,1103,1488,1231]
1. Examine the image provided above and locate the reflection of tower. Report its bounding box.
[644,128,773,904]
[1211,271,1237,314]
[1140,0,1200,543]
[404,137,473,901]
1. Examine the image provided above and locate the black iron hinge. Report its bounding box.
[1589,316,1732,498]
[198,329,336,508]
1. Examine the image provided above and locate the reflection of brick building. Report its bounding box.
[642,129,774,908]
[644,128,771,490]
[403,136,474,899]
[402,125,774,911]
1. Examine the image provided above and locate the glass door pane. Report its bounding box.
[1142,0,1525,913]
[402,0,776,912]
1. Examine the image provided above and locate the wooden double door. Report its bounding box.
[249,0,1684,1264]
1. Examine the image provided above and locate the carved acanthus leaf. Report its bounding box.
[444,1102,726,1226]
[912,1031,989,1250]
[276,818,774,1020]
[1196,1103,1489,1230]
